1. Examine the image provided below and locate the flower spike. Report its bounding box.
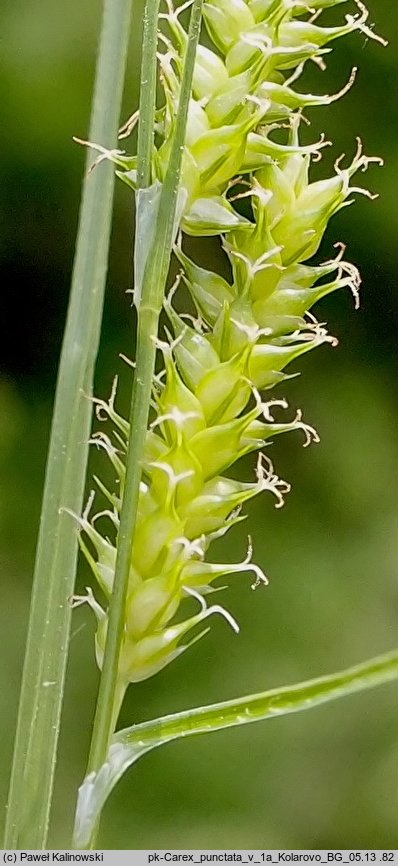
[75,0,385,691]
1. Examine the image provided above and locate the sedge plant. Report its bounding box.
[6,0,398,851]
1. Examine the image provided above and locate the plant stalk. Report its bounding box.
[4,0,133,849]
[85,0,204,804]
[136,0,161,191]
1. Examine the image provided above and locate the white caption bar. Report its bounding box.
[1,852,398,865]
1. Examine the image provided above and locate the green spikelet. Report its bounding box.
[73,0,384,698]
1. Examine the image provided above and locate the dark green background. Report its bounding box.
[1,0,398,849]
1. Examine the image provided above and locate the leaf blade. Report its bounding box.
[74,647,398,848]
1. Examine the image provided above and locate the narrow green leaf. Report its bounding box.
[3,0,133,849]
[74,647,398,848]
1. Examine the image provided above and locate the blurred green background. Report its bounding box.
[1,0,398,850]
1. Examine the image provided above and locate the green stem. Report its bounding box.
[4,0,133,850]
[136,0,161,190]
[85,0,204,797]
